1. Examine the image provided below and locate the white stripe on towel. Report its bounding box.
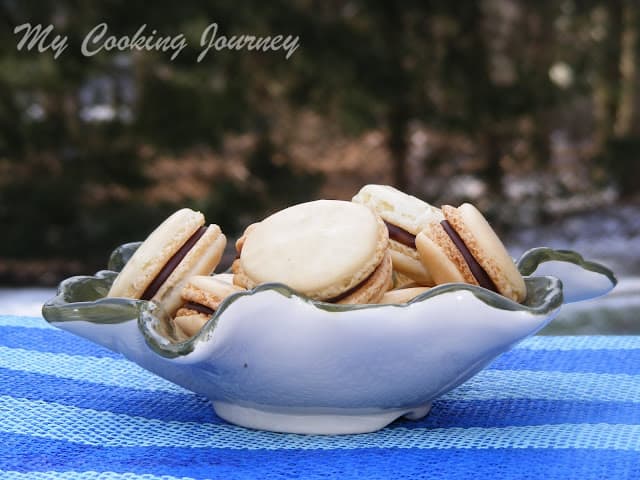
[0,472,195,480]
[0,347,186,394]
[445,369,640,402]
[515,336,640,351]
[1,346,639,402]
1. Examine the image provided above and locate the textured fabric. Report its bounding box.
[2,314,640,479]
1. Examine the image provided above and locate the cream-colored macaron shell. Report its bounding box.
[238,200,388,300]
[154,225,226,315]
[173,274,244,338]
[388,245,434,285]
[352,184,443,235]
[212,273,235,285]
[379,286,430,304]
[181,274,244,310]
[108,208,205,299]
[352,184,442,285]
[415,231,469,285]
[235,223,259,255]
[443,204,526,303]
[335,251,393,304]
[392,270,421,289]
[172,312,208,338]
[107,208,226,315]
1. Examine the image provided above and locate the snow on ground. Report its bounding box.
[0,288,56,317]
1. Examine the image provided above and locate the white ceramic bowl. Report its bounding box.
[42,244,615,434]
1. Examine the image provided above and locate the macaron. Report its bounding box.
[211,272,235,285]
[173,275,244,337]
[235,222,258,255]
[415,203,526,303]
[233,199,392,304]
[107,208,227,315]
[379,286,430,304]
[352,184,443,285]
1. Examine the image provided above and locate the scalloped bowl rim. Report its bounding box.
[43,270,564,359]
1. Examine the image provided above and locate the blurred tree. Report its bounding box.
[0,0,322,277]
[0,0,638,284]
[586,0,640,196]
[279,0,565,202]
[614,1,638,138]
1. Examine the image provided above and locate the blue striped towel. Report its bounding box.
[1,314,639,479]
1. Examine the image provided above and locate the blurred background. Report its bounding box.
[0,0,638,332]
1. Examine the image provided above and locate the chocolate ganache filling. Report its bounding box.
[328,279,366,303]
[384,221,416,249]
[141,225,208,300]
[327,261,381,303]
[183,301,215,316]
[440,220,498,293]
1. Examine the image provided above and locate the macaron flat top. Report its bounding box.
[153,225,226,314]
[107,208,227,314]
[379,286,430,304]
[352,184,443,235]
[415,230,471,285]
[443,204,526,303]
[108,208,206,299]
[181,275,244,311]
[239,200,388,300]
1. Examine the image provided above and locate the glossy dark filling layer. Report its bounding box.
[141,225,208,300]
[384,221,416,249]
[440,220,498,293]
[183,301,215,315]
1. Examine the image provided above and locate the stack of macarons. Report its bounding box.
[415,203,526,303]
[173,274,243,337]
[351,185,526,304]
[106,186,526,339]
[232,200,393,304]
[106,208,244,339]
[352,184,443,287]
[107,208,228,316]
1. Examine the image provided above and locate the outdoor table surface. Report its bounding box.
[1,314,639,479]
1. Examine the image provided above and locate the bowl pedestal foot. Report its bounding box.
[212,401,432,435]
